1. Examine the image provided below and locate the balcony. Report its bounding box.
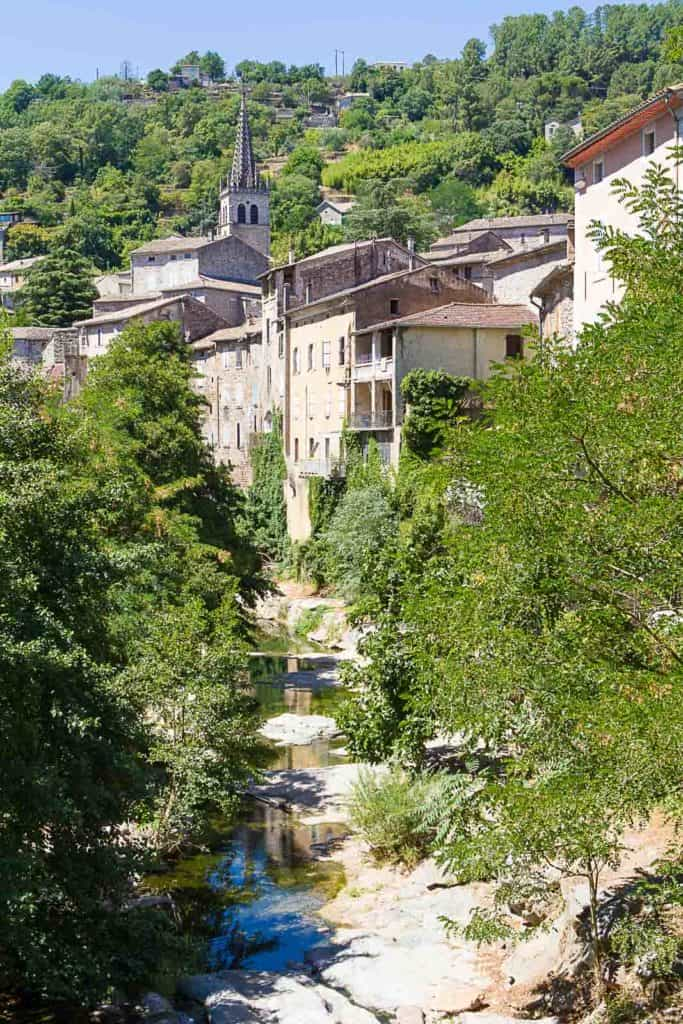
[352,357,393,382]
[298,458,346,478]
[347,410,393,430]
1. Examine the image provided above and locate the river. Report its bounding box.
[143,635,352,986]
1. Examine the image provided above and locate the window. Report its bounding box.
[542,229,550,244]
[305,282,312,304]
[222,349,229,369]
[338,391,346,417]
[236,348,243,369]
[593,158,604,183]
[324,437,330,459]
[322,340,331,368]
[250,204,259,224]
[520,233,526,245]
[308,343,314,371]
[309,437,316,457]
[267,366,272,393]
[97,328,102,347]
[642,127,656,156]
[236,423,241,449]
[237,204,246,224]
[338,337,345,365]
[170,254,177,261]
[147,255,156,263]
[505,334,523,359]
[325,386,332,419]
[278,332,284,358]
[293,347,300,374]
[462,265,472,281]
[429,276,440,294]
[265,319,270,344]
[390,298,400,316]
[294,437,299,461]
[184,253,192,259]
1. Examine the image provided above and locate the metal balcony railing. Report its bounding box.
[348,410,393,429]
[297,458,346,478]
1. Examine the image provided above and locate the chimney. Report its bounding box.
[407,236,415,270]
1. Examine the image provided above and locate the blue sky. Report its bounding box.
[1,0,585,90]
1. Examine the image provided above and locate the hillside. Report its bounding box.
[1,2,683,270]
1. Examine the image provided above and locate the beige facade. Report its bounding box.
[190,322,262,487]
[563,85,683,334]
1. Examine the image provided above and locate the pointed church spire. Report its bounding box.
[230,85,260,190]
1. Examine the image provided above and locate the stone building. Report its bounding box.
[317,198,356,226]
[268,247,493,538]
[425,214,572,307]
[217,90,271,256]
[74,294,231,359]
[10,326,87,400]
[190,319,262,487]
[529,262,573,342]
[0,257,42,310]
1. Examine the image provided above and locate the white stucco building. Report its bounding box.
[563,84,683,334]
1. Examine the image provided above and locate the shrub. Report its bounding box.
[323,484,397,601]
[348,768,450,867]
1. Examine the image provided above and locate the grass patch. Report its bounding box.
[294,604,330,639]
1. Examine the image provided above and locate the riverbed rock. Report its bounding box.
[178,970,381,1023]
[249,763,381,823]
[260,713,340,746]
[457,1015,559,1024]
[395,1007,424,1024]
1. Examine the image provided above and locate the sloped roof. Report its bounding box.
[358,301,536,333]
[191,321,262,350]
[131,235,214,255]
[161,276,261,295]
[531,262,573,298]
[11,326,53,341]
[486,239,566,267]
[0,256,42,273]
[456,213,573,231]
[563,84,683,167]
[263,238,420,276]
[75,294,189,326]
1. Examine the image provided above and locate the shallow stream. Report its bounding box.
[144,638,351,976]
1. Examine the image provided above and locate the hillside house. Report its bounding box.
[563,83,683,333]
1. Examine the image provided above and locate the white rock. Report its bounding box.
[180,970,380,1024]
[260,713,339,746]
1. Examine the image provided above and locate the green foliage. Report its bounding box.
[322,484,397,601]
[4,222,51,260]
[343,178,438,249]
[610,855,683,986]
[400,368,472,458]
[322,135,497,193]
[348,768,451,867]
[270,221,344,265]
[17,247,98,326]
[340,159,683,993]
[247,411,290,564]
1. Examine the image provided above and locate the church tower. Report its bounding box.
[218,89,270,256]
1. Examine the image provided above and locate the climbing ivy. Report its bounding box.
[246,410,290,563]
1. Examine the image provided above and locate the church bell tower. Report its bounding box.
[218,88,270,256]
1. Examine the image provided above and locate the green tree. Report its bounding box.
[4,223,52,261]
[17,248,97,326]
[147,68,170,92]
[246,411,289,563]
[199,51,226,81]
[344,178,438,249]
[0,316,167,1003]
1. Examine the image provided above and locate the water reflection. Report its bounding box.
[146,801,346,973]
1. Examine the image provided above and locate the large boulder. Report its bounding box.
[260,713,340,746]
[178,970,381,1024]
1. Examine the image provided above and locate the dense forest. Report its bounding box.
[2,2,683,273]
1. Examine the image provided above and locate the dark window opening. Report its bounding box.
[294,437,299,461]
[506,334,523,359]
[462,266,472,281]
[429,276,440,293]
[594,159,604,183]
[237,203,246,224]
[338,337,345,365]
[390,298,400,316]
[250,204,259,224]
[236,423,241,449]
[643,129,656,156]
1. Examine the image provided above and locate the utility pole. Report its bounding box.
[334,49,338,77]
